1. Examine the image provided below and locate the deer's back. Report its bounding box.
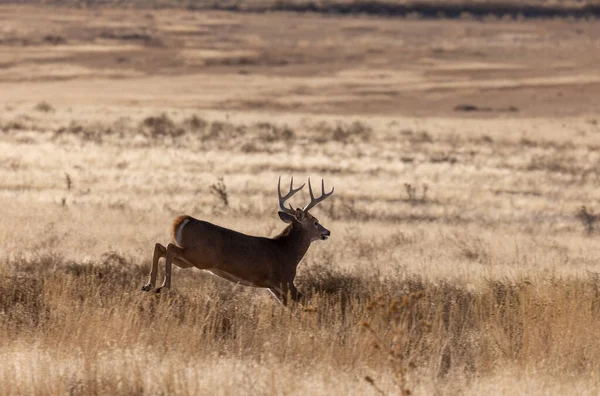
[171,215,280,275]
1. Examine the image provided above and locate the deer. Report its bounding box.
[141,176,334,305]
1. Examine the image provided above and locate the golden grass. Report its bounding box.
[1,105,600,394]
[2,252,600,394]
[2,4,600,393]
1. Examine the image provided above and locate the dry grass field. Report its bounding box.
[1,3,600,395]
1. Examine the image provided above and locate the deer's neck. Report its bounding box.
[274,223,312,265]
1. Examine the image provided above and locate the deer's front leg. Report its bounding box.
[290,283,304,303]
[269,282,303,307]
[155,243,185,293]
[142,243,166,291]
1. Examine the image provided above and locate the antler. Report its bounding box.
[278,176,305,215]
[303,177,334,213]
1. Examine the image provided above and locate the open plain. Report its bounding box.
[1,3,600,395]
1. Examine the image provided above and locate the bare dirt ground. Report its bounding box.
[1,5,599,116]
[2,4,600,395]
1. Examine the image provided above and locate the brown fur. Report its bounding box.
[273,223,294,239]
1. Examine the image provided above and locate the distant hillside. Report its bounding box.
[2,0,600,18]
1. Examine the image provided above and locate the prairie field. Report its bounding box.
[1,3,600,395]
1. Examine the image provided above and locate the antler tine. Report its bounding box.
[278,176,305,215]
[303,177,334,213]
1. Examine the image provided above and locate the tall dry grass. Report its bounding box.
[1,4,600,393]
[1,106,600,394]
[2,252,600,394]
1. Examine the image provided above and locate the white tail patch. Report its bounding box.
[175,218,190,246]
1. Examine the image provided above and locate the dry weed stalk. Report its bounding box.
[210,177,229,208]
[65,173,72,191]
[61,172,73,207]
[404,183,428,204]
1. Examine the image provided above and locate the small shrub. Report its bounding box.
[204,121,245,141]
[140,113,184,139]
[42,35,67,45]
[254,122,295,142]
[577,206,598,235]
[408,130,433,144]
[34,101,54,112]
[332,120,372,142]
[54,122,107,144]
[1,120,25,132]
[184,115,208,134]
[447,234,490,264]
[454,104,491,112]
[240,141,263,153]
[311,120,372,143]
[526,154,577,174]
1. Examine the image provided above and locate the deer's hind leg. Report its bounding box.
[155,243,187,293]
[141,243,166,292]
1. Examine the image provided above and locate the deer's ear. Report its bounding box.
[294,208,306,221]
[278,211,296,223]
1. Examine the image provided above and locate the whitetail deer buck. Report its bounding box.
[141,177,334,305]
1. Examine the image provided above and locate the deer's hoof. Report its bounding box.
[141,283,153,292]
